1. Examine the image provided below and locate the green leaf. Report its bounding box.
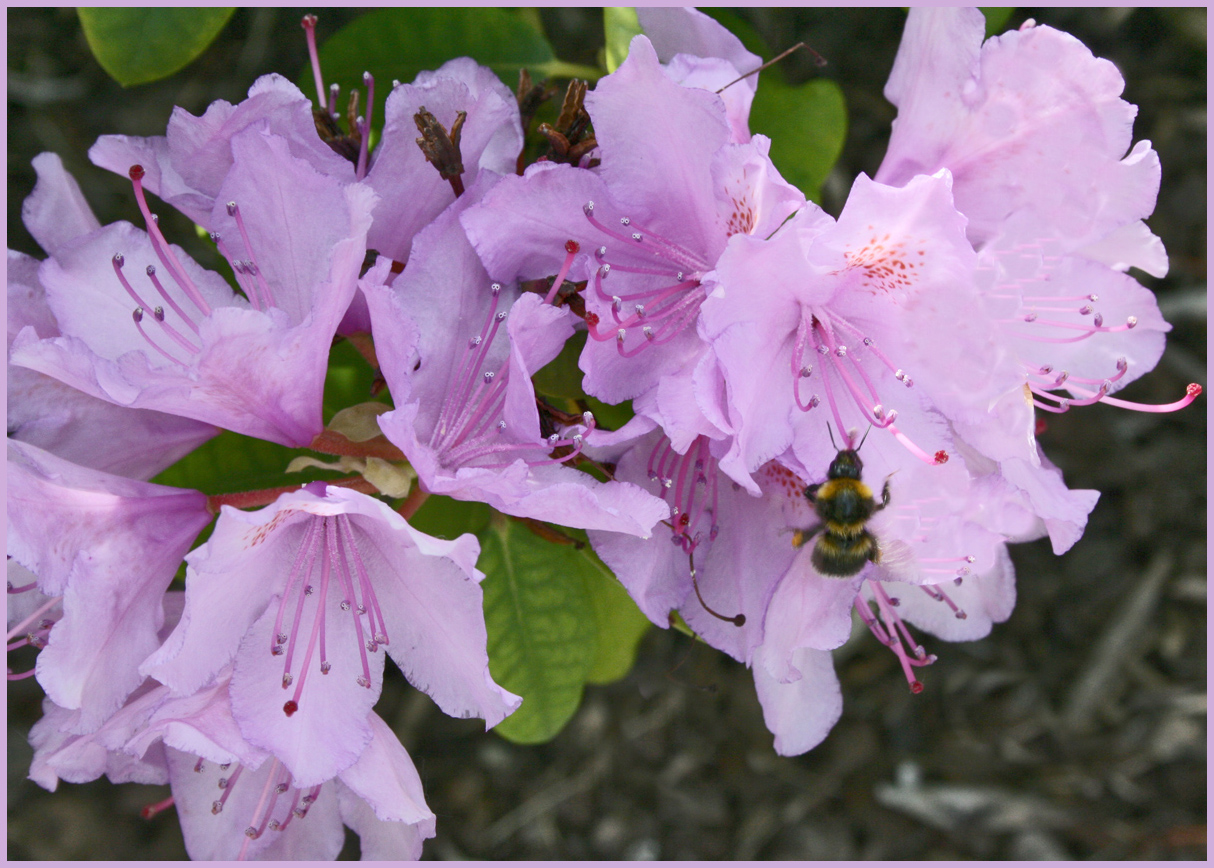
[584,396,634,433]
[150,429,310,494]
[480,517,596,744]
[700,8,768,56]
[603,7,642,73]
[980,7,1016,37]
[697,9,847,203]
[323,338,385,424]
[578,540,651,684]
[78,8,235,87]
[532,330,588,403]
[311,7,557,120]
[750,77,847,204]
[408,495,493,540]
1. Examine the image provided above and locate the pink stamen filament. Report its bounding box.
[113,257,198,361]
[286,522,333,712]
[593,246,680,277]
[211,764,244,816]
[433,286,506,451]
[451,413,595,469]
[329,519,373,689]
[440,365,510,463]
[7,581,38,595]
[584,269,704,353]
[140,795,176,820]
[227,203,276,310]
[606,279,699,327]
[301,15,327,108]
[796,312,945,465]
[1027,357,1129,388]
[144,265,201,333]
[147,308,201,355]
[919,583,967,619]
[127,167,212,316]
[859,581,935,693]
[237,758,282,859]
[356,72,374,180]
[338,516,389,646]
[1002,313,1138,345]
[129,310,188,365]
[543,241,580,306]
[7,669,38,681]
[274,788,304,833]
[613,307,700,357]
[581,203,708,275]
[6,596,62,644]
[210,232,263,310]
[272,519,323,662]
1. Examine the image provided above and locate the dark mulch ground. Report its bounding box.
[8,7,1206,860]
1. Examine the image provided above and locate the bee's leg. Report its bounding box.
[803,483,821,504]
[791,523,823,549]
[877,477,892,511]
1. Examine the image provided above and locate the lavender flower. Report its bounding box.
[11,133,376,446]
[143,482,519,787]
[365,173,669,536]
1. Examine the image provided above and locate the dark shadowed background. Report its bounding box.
[8,7,1206,859]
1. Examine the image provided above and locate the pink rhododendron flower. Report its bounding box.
[90,74,356,229]
[462,35,804,428]
[7,439,211,732]
[877,9,1196,445]
[638,6,762,142]
[11,131,376,446]
[30,663,435,860]
[8,155,218,479]
[362,57,523,263]
[365,173,669,536]
[701,171,988,491]
[143,482,519,787]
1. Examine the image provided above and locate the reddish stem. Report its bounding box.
[207,476,379,513]
[397,485,430,520]
[309,430,406,461]
[343,331,380,370]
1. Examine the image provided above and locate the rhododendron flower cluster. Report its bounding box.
[8,7,1198,860]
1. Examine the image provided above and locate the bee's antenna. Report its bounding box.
[689,551,745,627]
[826,422,839,451]
[855,424,874,452]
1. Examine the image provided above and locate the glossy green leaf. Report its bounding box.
[750,77,847,204]
[578,540,652,684]
[697,9,847,204]
[310,7,558,128]
[532,330,588,402]
[480,517,596,744]
[604,7,642,73]
[980,7,1016,37]
[408,494,493,540]
[150,429,311,495]
[78,8,235,87]
[701,8,768,56]
[323,338,386,424]
[583,396,635,434]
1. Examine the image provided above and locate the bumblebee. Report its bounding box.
[792,431,890,578]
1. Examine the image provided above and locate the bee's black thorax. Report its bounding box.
[798,446,890,578]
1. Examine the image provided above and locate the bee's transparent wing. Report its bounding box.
[875,537,921,584]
